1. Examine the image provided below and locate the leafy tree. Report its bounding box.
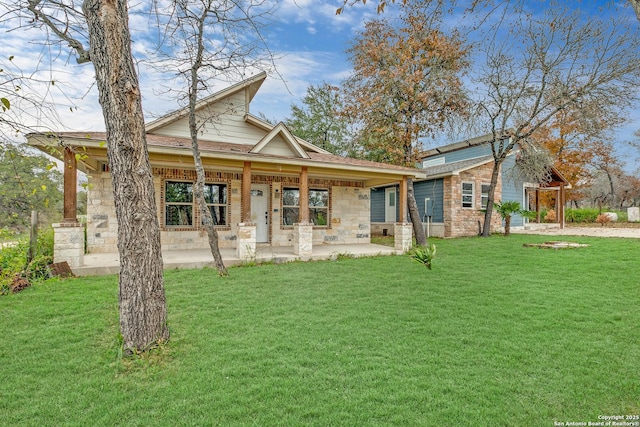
[342,2,469,246]
[471,7,640,236]
[21,0,169,353]
[285,82,355,156]
[0,143,62,230]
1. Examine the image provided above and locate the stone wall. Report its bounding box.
[86,172,118,253]
[85,170,371,253]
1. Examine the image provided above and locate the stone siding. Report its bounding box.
[86,172,118,253]
[444,163,502,237]
[85,170,370,253]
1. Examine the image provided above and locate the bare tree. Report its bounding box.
[20,0,169,353]
[470,7,640,236]
[148,0,276,276]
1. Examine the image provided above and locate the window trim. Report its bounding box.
[281,187,330,227]
[480,183,491,210]
[461,181,475,209]
[164,179,229,228]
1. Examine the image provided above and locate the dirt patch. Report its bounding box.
[524,241,590,249]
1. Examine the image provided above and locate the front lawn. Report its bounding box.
[1,235,638,426]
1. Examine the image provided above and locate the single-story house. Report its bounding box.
[371,134,571,237]
[28,72,424,268]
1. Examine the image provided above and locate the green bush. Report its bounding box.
[565,208,601,223]
[565,208,628,223]
[0,227,54,293]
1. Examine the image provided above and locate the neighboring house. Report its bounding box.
[28,72,424,267]
[371,134,570,238]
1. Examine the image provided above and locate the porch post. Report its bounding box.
[299,167,309,223]
[236,222,256,262]
[242,161,251,222]
[293,223,313,258]
[535,189,541,223]
[52,147,84,269]
[398,176,407,223]
[63,146,78,224]
[394,177,411,252]
[559,185,566,229]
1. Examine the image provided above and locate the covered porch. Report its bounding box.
[74,243,400,276]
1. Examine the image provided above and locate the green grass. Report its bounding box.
[1,235,639,426]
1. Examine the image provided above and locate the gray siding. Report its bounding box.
[500,155,526,227]
[414,179,444,222]
[370,187,387,222]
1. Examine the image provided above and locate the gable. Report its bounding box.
[250,123,309,159]
[148,92,266,145]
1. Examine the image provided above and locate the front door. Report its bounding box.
[251,184,270,243]
[385,187,397,222]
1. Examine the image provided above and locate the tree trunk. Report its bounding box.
[482,160,503,237]
[504,215,511,236]
[83,0,168,352]
[407,178,427,246]
[192,157,228,276]
[186,9,228,277]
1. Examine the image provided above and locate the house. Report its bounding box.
[28,72,424,269]
[370,134,571,238]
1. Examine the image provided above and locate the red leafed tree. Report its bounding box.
[342,3,469,246]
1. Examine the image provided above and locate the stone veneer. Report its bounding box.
[394,223,413,252]
[84,170,371,254]
[443,162,502,237]
[52,222,84,267]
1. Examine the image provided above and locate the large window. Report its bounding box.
[309,189,329,225]
[204,183,227,225]
[282,188,329,226]
[481,184,491,209]
[462,182,474,208]
[165,181,227,227]
[282,188,300,226]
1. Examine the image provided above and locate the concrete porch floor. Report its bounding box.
[75,243,401,276]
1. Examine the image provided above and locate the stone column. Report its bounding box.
[236,222,256,262]
[294,223,313,258]
[52,222,85,268]
[394,222,413,252]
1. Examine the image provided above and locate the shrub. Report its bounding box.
[410,244,437,270]
[565,208,600,223]
[0,227,54,294]
[544,209,557,223]
[595,214,611,226]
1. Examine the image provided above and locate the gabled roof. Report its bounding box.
[145,71,267,133]
[421,132,512,158]
[249,122,310,159]
[422,156,494,179]
[244,114,332,155]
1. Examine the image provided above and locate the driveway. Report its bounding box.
[513,225,640,239]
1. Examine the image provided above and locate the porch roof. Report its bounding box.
[28,131,425,187]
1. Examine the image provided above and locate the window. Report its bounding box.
[481,184,491,209]
[165,181,193,226]
[309,189,329,225]
[165,180,227,227]
[204,183,227,225]
[282,187,329,226]
[462,182,474,208]
[282,188,299,225]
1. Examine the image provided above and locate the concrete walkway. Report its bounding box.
[76,243,401,276]
[511,223,640,239]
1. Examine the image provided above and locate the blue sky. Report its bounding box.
[1,0,639,170]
